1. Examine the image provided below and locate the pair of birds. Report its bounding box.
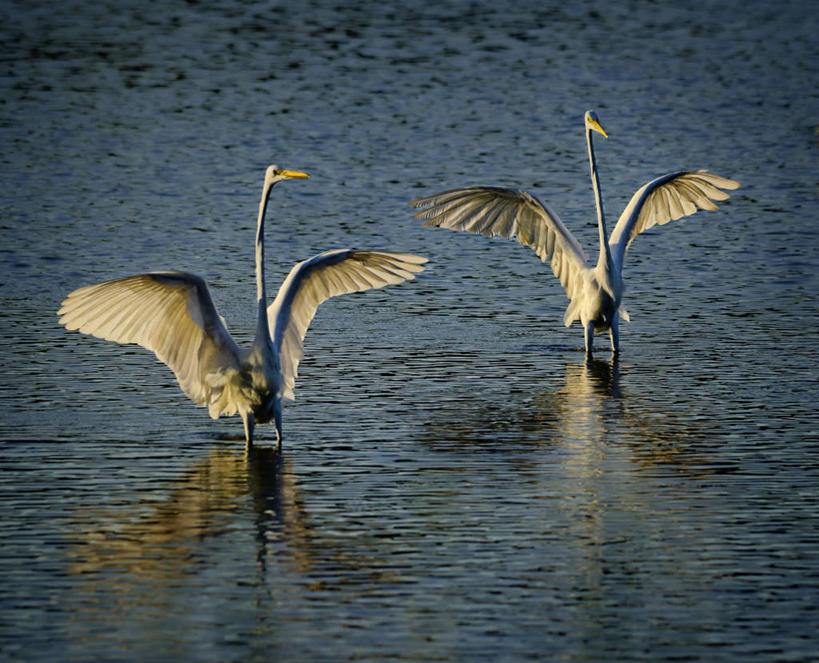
[59,111,739,447]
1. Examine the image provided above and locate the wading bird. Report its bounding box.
[59,165,427,447]
[410,111,739,356]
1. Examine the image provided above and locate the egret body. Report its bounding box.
[410,111,739,355]
[59,166,427,446]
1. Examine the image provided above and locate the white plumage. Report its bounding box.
[267,248,428,404]
[59,166,427,446]
[410,111,739,355]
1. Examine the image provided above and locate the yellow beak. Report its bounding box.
[280,169,310,179]
[588,118,608,139]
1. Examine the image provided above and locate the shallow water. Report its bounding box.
[1,0,818,661]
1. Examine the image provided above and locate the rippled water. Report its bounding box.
[2,0,818,661]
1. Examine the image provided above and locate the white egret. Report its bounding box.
[59,165,428,447]
[410,110,739,355]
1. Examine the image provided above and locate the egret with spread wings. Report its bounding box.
[410,111,738,356]
[59,165,427,447]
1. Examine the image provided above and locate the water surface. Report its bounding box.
[1,1,818,661]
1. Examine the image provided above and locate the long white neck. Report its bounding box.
[587,126,613,272]
[254,180,273,345]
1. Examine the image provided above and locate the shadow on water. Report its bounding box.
[421,357,735,476]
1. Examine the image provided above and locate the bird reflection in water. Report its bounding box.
[420,358,622,449]
[420,355,724,568]
[68,445,311,587]
[422,356,715,475]
[557,358,622,446]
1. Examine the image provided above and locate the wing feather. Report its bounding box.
[267,250,427,403]
[58,271,242,411]
[410,186,589,301]
[609,169,739,270]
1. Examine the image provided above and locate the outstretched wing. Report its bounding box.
[410,186,589,301]
[58,271,241,409]
[267,250,427,403]
[608,170,740,270]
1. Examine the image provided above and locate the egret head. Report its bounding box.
[584,110,608,139]
[264,164,310,188]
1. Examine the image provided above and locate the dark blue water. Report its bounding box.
[2,1,818,661]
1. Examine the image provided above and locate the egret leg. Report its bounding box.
[609,316,620,355]
[242,412,255,449]
[274,400,283,450]
[584,321,595,357]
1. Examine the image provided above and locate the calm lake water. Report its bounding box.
[2,0,818,661]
